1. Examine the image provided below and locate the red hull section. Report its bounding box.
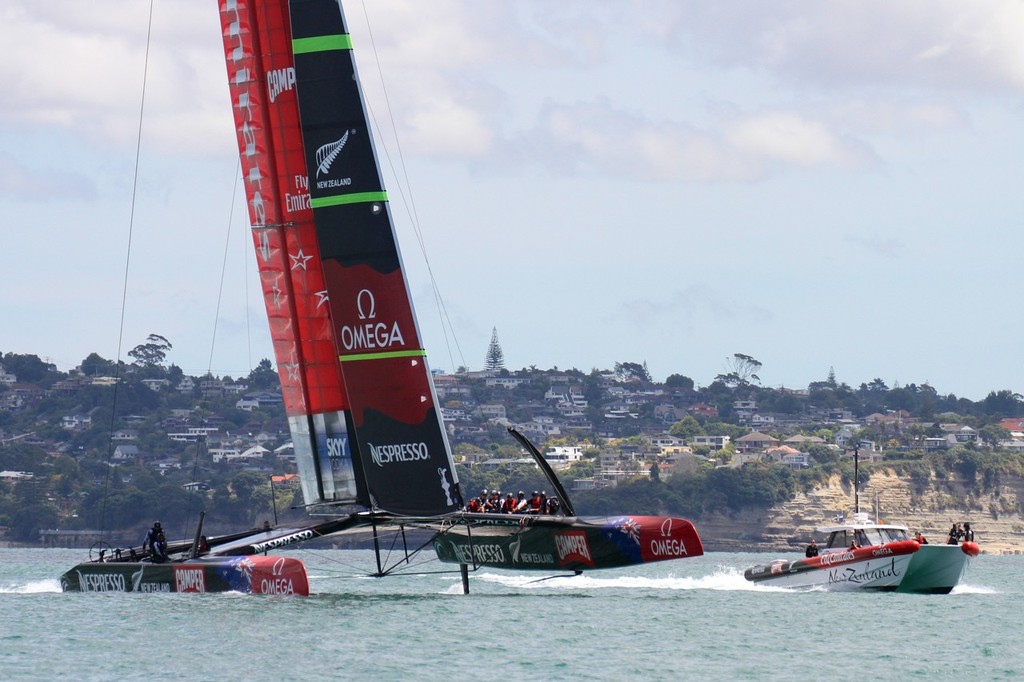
[61,555,309,595]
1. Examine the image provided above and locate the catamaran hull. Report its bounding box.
[744,541,920,591]
[896,542,979,594]
[432,515,703,572]
[60,556,309,595]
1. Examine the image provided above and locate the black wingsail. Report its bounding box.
[288,0,462,516]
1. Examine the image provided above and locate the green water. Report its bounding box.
[0,548,1017,680]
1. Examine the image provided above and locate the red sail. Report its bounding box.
[219,0,359,505]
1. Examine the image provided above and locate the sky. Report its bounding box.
[1,0,1022,400]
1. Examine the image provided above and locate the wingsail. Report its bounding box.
[288,0,463,516]
[220,0,361,507]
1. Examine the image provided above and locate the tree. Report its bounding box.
[669,416,704,441]
[982,390,1023,418]
[715,353,762,388]
[614,361,652,383]
[483,327,505,372]
[247,359,279,389]
[664,374,694,391]
[0,353,56,383]
[79,353,117,377]
[128,334,172,367]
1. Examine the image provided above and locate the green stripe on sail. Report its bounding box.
[292,34,352,54]
[340,349,427,363]
[311,191,388,209]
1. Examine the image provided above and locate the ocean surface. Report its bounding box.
[1,547,1019,681]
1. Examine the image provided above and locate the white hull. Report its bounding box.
[747,547,917,591]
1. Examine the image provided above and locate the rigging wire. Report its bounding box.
[99,0,155,537]
[183,163,244,537]
[356,0,467,373]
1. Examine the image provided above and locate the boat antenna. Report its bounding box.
[853,444,860,514]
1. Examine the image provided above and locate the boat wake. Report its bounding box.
[951,583,997,595]
[0,579,62,594]
[467,567,791,593]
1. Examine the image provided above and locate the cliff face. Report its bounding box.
[697,469,1024,554]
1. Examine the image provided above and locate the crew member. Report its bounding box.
[142,521,168,563]
[805,539,819,558]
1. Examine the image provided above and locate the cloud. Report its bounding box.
[843,233,907,259]
[617,285,774,329]
[725,111,874,168]
[510,101,874,182]
[0,1,232,157]
[644,0,1024,92]
[0,152,96,201]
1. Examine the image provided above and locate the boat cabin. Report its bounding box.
[817,514,911,552]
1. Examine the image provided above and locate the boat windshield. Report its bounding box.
[880,527,909,542]
[825,527,908,549]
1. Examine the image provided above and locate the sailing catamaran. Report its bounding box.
[61,0,703,594]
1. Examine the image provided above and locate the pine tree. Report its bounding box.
[484,327,505,372]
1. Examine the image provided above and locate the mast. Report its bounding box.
[288,0,462,516]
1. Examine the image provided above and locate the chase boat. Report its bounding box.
[744,512,980,593]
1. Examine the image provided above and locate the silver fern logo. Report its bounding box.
[315,130,348,177]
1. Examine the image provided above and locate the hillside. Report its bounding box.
[697,470,1024,555]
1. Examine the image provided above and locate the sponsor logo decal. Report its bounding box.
[438,467,455,506]
[76,570,126,592]
[266,66,295,103]
[131,566,171,593]
[819,550,856,566]
[314,130,355,189]
[368,441,429,466]
[827,557,901,586]
[339,289,406,351]
[286,174,312,213]
[174,567,207,593]
[450,542,506,565]
[327,436,349,471]
[637,517,695,562]
[509,535,555,565]
[250,529,316,554]
[258,557,296,595]
[555,531,594,567]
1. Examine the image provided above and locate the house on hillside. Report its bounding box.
[735,431,778,453]
[112,445,139,462]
